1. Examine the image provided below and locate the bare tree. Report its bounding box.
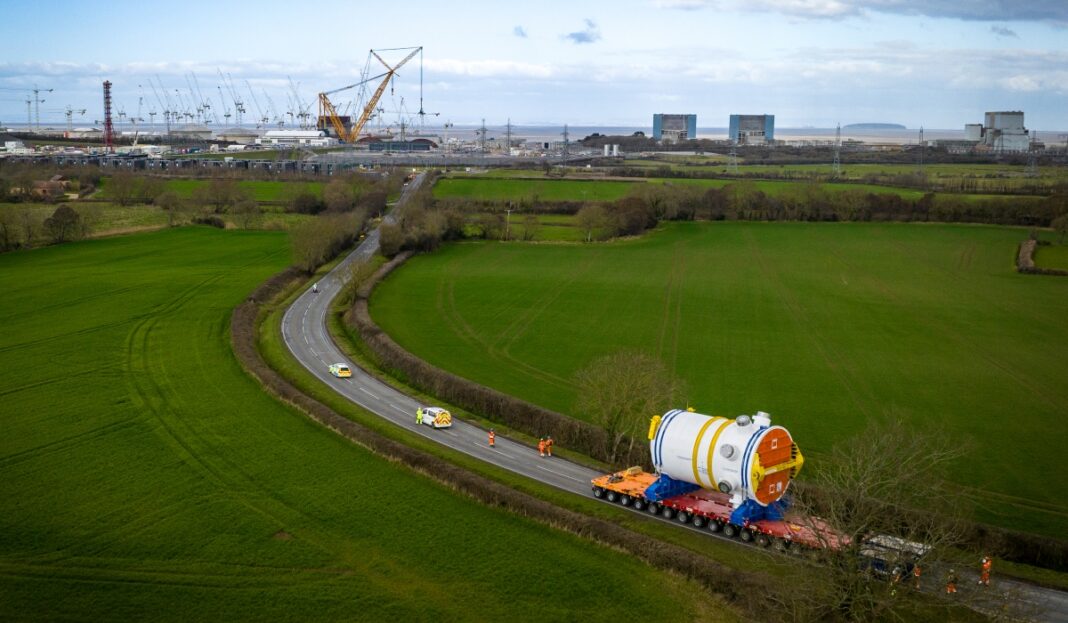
[107,172,140,206]
[155,190,184,227]
[323,179,355,212]
[17,208,42,245]
[772,420,1035,622]
[341,259,380,305]
[573,351,681,463]
[229,199,262,229]
[521,213,540,241]
[43,205,86,243]
[575,204,611,242]
[1052,214,1068,245]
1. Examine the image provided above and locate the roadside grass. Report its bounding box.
[433,175,1042,205]
[369,221,1068,537]
[0,227,734,621]
[97,177,325,202]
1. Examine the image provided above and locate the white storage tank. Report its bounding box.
[648,409,803,508]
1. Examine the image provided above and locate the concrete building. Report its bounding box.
[729,114,775,145]
[217,127,260,145]
[653,114,697,142]
[961,111,1030,152]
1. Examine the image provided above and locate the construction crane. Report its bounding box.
[318,46,422,143]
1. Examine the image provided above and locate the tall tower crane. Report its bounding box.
[318,46,422,143]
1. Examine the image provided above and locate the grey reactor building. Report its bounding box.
[653,114,697,142]
[729,114,775,145]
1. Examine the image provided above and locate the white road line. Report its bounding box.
[535,464,586,482]
[358,387,379,399]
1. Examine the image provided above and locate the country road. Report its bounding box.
[280,173,1068,622]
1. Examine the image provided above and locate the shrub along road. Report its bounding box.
[281,175,1068,622]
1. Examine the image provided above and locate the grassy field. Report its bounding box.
[370,222,1068,536]
[1034,243,1068,270]
[97,177,325,202]
[0,227,730,621]
[434,175,1039,205]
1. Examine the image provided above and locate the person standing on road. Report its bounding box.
[545,435,554,457]
[538,438,546,457]
[979,556,992,587]
[912,564,922,590]
[488,429,496,447]
[945,569,958,595]
[416,408,424,425]
[313,282,319,293]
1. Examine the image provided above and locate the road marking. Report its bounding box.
[359,387,378,399]
[535,464,586,482]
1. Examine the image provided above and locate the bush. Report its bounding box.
[290,210,368,272]
[193,215,227,229]
[288,192,324,215]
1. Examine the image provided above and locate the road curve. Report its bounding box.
[280,173,1068,622]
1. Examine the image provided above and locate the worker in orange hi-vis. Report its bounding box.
[912,564,922,590]
[945,569,958,595]
[545,435,554,457]
[538,438,546,457]
[979,556,992,587]
[488,429,496,448]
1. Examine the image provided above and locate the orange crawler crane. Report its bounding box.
[318,46,422,144]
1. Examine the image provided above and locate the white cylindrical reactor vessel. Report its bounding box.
[649,409,803,507]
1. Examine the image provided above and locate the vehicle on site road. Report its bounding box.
[418,406,453,429]
[280,171,1068,623]
[328,363,352,378]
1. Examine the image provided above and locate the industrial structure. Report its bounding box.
[652,113,697,142]
[729,114,774,145]
[967,111,1030,152]
[317,47,423,144]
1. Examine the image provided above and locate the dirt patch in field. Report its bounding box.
[272,529,293,541]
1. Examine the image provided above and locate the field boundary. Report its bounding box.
[229,266,772,618]
[1017,239,1068,276]
[343,252,649,468]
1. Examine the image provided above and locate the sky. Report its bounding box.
[1,0,1066,131]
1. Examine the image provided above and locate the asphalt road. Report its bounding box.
[280,173,1068,622]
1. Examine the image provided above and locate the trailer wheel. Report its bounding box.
[593,487,605,499]
[740,529,754,543]
[774,539,790,552]
[708,521,723,533]
[633,499,647,511]
[662,507,676,520]
[723,524,738,538]
[692,516,707,529]
[677,512,692,524]
[756,534,771,548]
[606,491,619,503]
[620,495,632,507]
[646,503,660,515]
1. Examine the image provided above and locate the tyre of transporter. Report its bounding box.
[621,495,632,507]
[677,512,692,524]
[774,538,790,552]
[708,520,723,533]
[662,507,676,520]
[646,503,660,515]
[756,534,771,547]
[692,516,707,529]
[632,498,647,511]
[740,529,754,542]
[722,524,738,538]
[606,491,619,503]
[593,487,605,499]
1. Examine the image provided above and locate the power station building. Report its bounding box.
[653,114,697,142]
[966,111,1030,152]
[729,114,774,145]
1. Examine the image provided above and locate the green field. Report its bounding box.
[97,178,324,202]
[370,222,1068,536]
[434,175,1038,205]
[1035,243,1068,270]
[0,228,728,621]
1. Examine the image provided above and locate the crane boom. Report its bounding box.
[317,46,422,143]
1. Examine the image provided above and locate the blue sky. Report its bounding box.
[1,0,1066,130]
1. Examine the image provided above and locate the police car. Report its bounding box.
[418,406,453,429]
[328,363,352,378]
